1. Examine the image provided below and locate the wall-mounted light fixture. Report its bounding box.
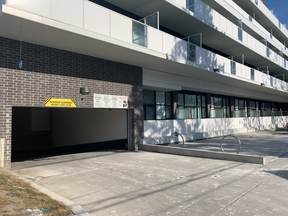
[80,87,90,95]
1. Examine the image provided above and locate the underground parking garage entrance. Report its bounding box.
[11,107,133,161]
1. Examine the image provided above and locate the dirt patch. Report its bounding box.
[0,169,72,216]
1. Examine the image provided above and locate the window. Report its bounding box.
[284,60,287,68]
[234,99,247,117]
[251,69,255,80]
[156,91,165,119]
[177,92,206,119]
[132,21,147,47]
[211,96,230,118]
[249,16,253,22]
[143,90,172,120]
[184,94,197,119]
[165,92,172,119]
[231,61,236,75]
[263,102,272,116]
[255,0,258,5]
[273,102,281,116]
[250,100,260,117]
[143,90,155,120]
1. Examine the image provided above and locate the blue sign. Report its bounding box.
[19,60,23,69]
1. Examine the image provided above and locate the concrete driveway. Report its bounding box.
[12,146,288,216]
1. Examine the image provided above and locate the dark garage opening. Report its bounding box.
[12,107,129,161]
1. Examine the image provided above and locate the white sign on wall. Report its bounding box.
[94,94,128,109]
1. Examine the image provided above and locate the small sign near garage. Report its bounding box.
[94,94,128,108]
[45,98,76,107]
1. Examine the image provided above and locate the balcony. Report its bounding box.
[233,0,288,46]
[1,0,288,98]
[172,0,288,77]
[205,0,288,59]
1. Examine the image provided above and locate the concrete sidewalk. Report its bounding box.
[140,130,288,165]
[12,131,288,216]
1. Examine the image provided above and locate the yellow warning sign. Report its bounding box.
[45,98,76,107]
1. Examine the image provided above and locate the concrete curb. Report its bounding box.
[139,144,265,164]
[8,171,89,216]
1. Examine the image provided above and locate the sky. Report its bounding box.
[265,0,288,25]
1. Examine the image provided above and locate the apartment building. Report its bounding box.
[1,0,288,168]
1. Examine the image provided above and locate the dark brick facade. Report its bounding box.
[0,37,143,168]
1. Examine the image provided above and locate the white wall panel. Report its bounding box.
[147,26,163,53]
[243,31,248,44]
[223,58,231,73]
[84,1,110,36]
[6,0,51,18]
[174,0,186,8]
[219,14,226,33]
[212,10,220,30]
[242,66,250,79]
[111,13,132,43]
[144,117,288,139]
[163,33,187,60]
[236,62,242,76]
[52,0,83,28]
[232,24,238,39]
[226,20,233,36]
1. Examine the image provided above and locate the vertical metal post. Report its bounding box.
[127,109,133,151]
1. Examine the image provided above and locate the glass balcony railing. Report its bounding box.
[132,21,147,47]
[187,43,196,62]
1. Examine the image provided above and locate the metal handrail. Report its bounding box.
[220,135,241,154]
[170,132,184,148]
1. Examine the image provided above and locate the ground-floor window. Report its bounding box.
[143,90,172,120]
[143,90,286,120]
[211,96,230,118]
[177,92,206,119]
[273,102,281,116]
[250,100,260,117]
[234,98,247,118]
[263,102,272,116]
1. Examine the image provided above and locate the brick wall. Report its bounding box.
[0,37,143,168]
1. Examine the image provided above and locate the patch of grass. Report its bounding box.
[0,196,14,206]
[0,172,72,216]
